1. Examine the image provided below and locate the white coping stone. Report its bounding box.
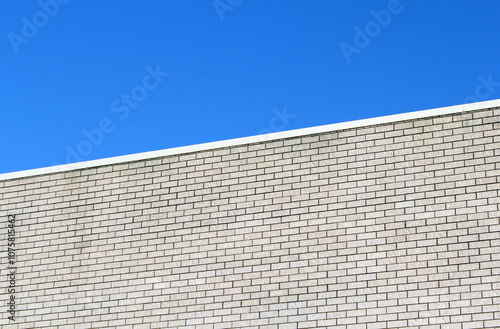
[1,98,499,181]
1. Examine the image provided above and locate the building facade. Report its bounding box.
[1,101,499,328]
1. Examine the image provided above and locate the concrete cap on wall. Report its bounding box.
[1,98,499,181]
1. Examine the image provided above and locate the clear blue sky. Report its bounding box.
[1,1,500,174]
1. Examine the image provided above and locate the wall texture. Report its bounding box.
[1,106,499,329]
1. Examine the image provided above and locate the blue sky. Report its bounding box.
[1,1,500,174]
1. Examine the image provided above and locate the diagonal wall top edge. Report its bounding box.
[2,99,499,182]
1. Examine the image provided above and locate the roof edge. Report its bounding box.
[2,99,499,182]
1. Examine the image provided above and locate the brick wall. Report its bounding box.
[1,107,499,328]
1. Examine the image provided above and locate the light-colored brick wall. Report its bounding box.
[1,107,499,328]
